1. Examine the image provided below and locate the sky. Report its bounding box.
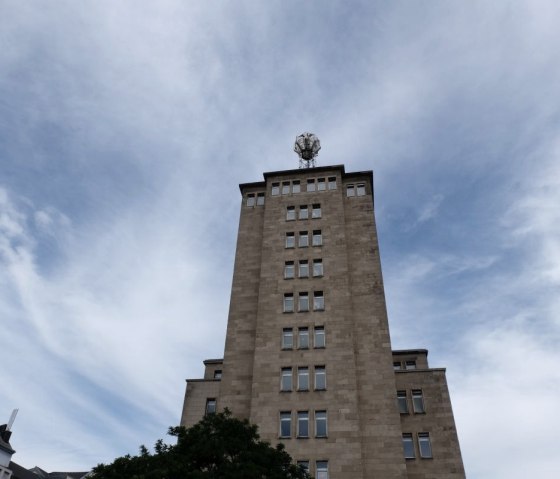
[1,1,559,477]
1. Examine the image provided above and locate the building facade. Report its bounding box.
[181,163,465,479]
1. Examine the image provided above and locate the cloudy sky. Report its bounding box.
[1,1,559,477]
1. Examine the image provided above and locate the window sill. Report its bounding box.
[296,436,309,439]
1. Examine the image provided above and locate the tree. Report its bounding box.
[91,410,310,479]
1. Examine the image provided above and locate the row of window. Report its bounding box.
[281,366,326,392]
[397,389,425,414]
[296,460,328,479]
[282,326,325,349]
[246,193,265,206]
[286,204,321,221]
[346,183,366,197]
[272,177,337,196]
[284,292,324,312]
[394,360,416,370]
[284,259,323,279]
[280,410,328,438]
[286,230,322,248]
[402,432,432,459]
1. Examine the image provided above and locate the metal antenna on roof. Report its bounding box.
[7,409,18,431]
[294,132,321,168]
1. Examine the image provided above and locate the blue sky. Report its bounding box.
[1,1,559,477]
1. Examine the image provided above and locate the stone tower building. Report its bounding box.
[181,140,465,478]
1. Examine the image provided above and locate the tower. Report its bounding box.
[181,135,465,478]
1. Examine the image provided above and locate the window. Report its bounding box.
[299,292,309,312]
[284,261,295,279]
[282,328,293,349]
[246,194,255,206]
[280,412,291,438]
[299,260,309,278]
[418,433,433,458]
[314,326,325,348]
[314,366,326,390]
[297,461,309,474]
[281,367,293,391]
[292,180,301,193]
[299,205,309,219]
[315,410,327,437]
[297,411,309,438]
[412,390,425,413]
[286,206,296,221]
[257,193,265,205]
[313,259,323,277]
[214,370,222,379]
[298,328,309,349]
[205,398,216,415]
[346,184,355,197]
[283,293,294,313]
[316,461,329,479]
[405,360,417,370]
[312,230,322,246]
[282,181,290,195]
[285,232,295,248]
[357,183,366,196]
[312,204,321,218]
[314,291,324,311]
[298,367,309,391]
[402,434,415,459]
[328,177,336,190]
[299,231,309,247]
[393,361,402,370]
[307,179,316,192]
[397,391,408,414]
[317,178,326,191]
[272,183,280,196]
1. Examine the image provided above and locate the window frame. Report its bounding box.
[271,183,280,196]
[213,370,222,379]
[405,360,417,370]
[317,178,326,191]
[307,179,316,192]
[297,411,309,438]
[298,292,309,312]
[282,328,293,349]
[412,389,425,414]
[328,177,337,190]
[205,398,217,415]
[314,366,326,390]
[281,181,290,195]
[285,232,295,249]
[281,367,293,392]
[312,230,322,246]
[284,261,295,279]
[418,432,433,458]
[315,410,327,437]
[256,192,265,205]
[292,180,301,194]
[313,259,323,277]
[297,367,309,391]
[280,411,291,438]
[312,204,322,219]
[402,433,415,459]
[246,194,256,207]
[313,291,325,311]
[314,326,325,348]
[316,460,329,479]
[298,327,309,349]
[299,205,309,220]
[299,260,309,278]
[346,184,355,197]
[283,293,294,313]
[299,231,309,248]
[286,206,296,221]
[356,183,366,196]
[397,390,408,414]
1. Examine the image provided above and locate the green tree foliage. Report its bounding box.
[91,409,310,479]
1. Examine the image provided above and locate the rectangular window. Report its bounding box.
[356,183,366,196]
[284,261,295,279]
[285,232,295,248]
[314,366,326,390]
[205,398,216,415]
[412,390,425,413]
[315,410,327,437]
[397,391,408,414]
[314,326,325,348]
[307,179,316,192]
[246,194,255,206]
[393,361,402,370]
[297,411,309,438]
[297,461,309,474]
[214,370,222,379]
[418,433,433,458]
[328,177,336,190]
[286,206,296,221]
[314,291,324,311]
[312,230,322,246]
[281,367,293,391]
[298,367,309,391]
[313,259,323,277]
[299,231,309,247]
[299,205,308,219]
[271,183,280,196]
[280,412,291,438]
[402,434,415,459]
[282,181,290,195]
[299,260,309,278]
[405,360,417,370]
[283,293,294,313]
[282,328,293,349]
[346,184,355,197]
[298,328,309,349]
[298,292,309,312]
[312,204,321,218]
[317,178,326,191]
[292,180,301,193]
[316,461,329,479]
[256,193,265,205]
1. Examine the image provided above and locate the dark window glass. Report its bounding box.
[418,433,433,458]
[281,368,292,391]
[280,412,291,437]
[402,434,415,459]
[315,366,326,390]
[297,411,309,437]
[315,410,327,437]
[206,399,216,415]
[214,370,222,379]
[397,391,408,414]
[298,367,309,391]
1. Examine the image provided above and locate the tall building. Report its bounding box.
[181,135,465,478]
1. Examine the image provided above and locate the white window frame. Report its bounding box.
[280,412,291,438]
[299,231,309,247]
[285,232,295,249]
[256,192,265,205]
[402,434,415,459]
[298,328,309,349]
[281,367,293,391]
[314,326,325,348]
[307,179,316,192]
[314,366,326,390]
[312,230,322,246]
[313,259,323,277]
[292,180,301,193]
[286,206,296,221]
[271,183,280,196]
[283,293,294,313]
[299,205,309,219]
[316,461,329,479]
[297,367,309,391]
[282,328,293,349]
[397,390,408,414]
[299,260,309,278]
[412,389,425,413]
[418,432,433,458]
[313,291,324,311]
